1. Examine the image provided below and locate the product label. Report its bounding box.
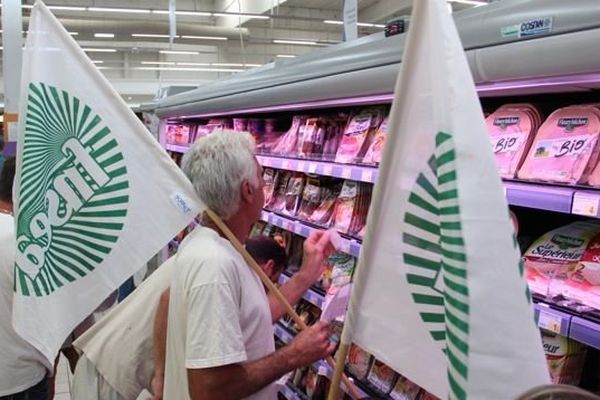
[528,243,585,262]
[493,116,520,127]
[501,17,553,39]
[558,117,589,131]
[340,181,358,198]
[490,133,525,154]
[346,114,372,136]
[532,134,593,158]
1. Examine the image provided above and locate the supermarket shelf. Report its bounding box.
[570,317,600,350]
[279,384,305,400]
[165,143,189,153]
[261,210,362,257]
[503,181,575,214]
[274,322,295,344]
[257,155,378,184]
[279,273,325,308]
[534,303,572,337]
[315,361,372,399]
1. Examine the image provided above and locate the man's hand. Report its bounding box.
[150,371,164,400]
[284,321,336,368]
[298,231,335,286]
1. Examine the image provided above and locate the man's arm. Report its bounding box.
[269,231,334,321]
[188,321,335,400]
[150,288,170,400]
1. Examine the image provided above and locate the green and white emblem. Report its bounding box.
[15,83,129,297]
[403,132,470,400]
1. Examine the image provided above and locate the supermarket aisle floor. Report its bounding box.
[54,355,72,400]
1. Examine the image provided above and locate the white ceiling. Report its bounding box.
[0,0,489,106]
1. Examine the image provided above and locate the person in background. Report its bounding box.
[72,235,310,400]
[161,130,336,400]
[0,137,5,174]
[0,157,51,400]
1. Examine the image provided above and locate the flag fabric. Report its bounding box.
[340,0,550,398]
[13,0,204,366]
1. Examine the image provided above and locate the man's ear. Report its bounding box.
[241,179,253,203]
[263,259,276,279]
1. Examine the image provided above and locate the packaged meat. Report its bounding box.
[389,376,421,400]
[284,174,306,216]
[363,116,389,165]
[233,118,247,132]
[346,343,373,380]
[366,358,398,395]
[334,180,359,234]
[262,168,277,206]
[518,106,600,184]
[267,171,291,211]
[166,124,191,145]
[335,108,384,164]
[298,177,322,220]
[523,221,600,297]
[562,234,600,310]
[272,116,306,156]
[485,105,538,178]
[542,330,587,385]
[310,182,342,227]
[299,118,320,158]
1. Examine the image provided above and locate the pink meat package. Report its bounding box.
[523,221,600,297]
[486,104,540,178]
[518,106,600,184]
[560,234,600,311]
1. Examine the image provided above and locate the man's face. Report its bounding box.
[259,259,284,284]
[249,158,266,223]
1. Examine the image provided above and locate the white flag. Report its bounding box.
[13,1,204,366]
[341,0,550,398]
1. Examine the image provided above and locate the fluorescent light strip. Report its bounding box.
[212,63,244,67]
[176,62,210,66]
[245,64,261,67]
[180,35,228,41]
[48,5,86,11]
[276,54,296,58]
[273,39,318,46]
[151,10,212,16]
[88,7,151,14]
[325,20,384,28]
[132,34,175,39]
[91,60,104,64]
[136,66,242,72]
[212,12,269,20]
[82,48,117,53]
[448,0,487,5]
[94,33,115,38]
[323,20,343,25]
[141,61,176,65]
[159,50,199,55]
[69,32,79,36]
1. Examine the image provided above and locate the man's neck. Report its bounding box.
[223,212,251,245]
[0,199,13,214]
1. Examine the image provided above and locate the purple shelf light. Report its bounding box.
[279,274,325,309]
[165,143,190,154]
[569,317,600,351]
[503,181,574,214]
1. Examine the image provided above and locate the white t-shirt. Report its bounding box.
[164,226,276,400]
[73,257,175,399]
[0,213,49,395]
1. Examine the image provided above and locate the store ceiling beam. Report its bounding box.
[215,0,289,28]
[359,0,413,23]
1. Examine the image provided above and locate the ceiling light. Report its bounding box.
[151,10,212,16]
[273,39,318,46]
[141,61,176,65]
[176,62,210,66]
[48,6,86,11]
[212,12,270,20]
[82,48,117,53]
[88,7,151,14]
[21,5,33,9]
[68,32,79,36]
[373,24,386,28]
[136,66,243,72]
[94,33,115,38]
[357,22,375,27]
[245,64,261,67]
[159,50,199,55]
[91,60,104,64]
[180,35,228,41]
[447,0,487,5]
[132,33,175,39]
[212,63,244,67]
[276,54,296,58]
[323,20,343,25]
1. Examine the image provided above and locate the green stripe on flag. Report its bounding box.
[412,293,445,306]
[403,233,441,254]
[404,213,440,235]
[420,312,445,323]
[404,253,440,272]
[407,274,435,287]
[416,174,438,201]
[409,192,439,215]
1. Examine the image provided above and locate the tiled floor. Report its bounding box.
[54,355,72,400]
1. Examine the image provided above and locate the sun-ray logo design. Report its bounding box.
[402,132,470,400]
[15,82,129,297]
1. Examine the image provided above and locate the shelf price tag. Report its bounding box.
[342,167,352,179]
[286,221,294,231]
[323,164,333,176]
[572,193,600,217]
[538,310,562,334]
[281,159,290,170]
[361,169,375,183]
[308,163,318,173]
[298,161,306,172]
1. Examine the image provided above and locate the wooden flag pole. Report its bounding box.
[206,210,361,399]
[328,342,351,400]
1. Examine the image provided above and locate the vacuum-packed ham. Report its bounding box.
[363,116,389,165]
[336,108,385,164]
[518,106,600,184]
[486,104,540,178]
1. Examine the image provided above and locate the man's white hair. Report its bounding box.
[182,130,259,219]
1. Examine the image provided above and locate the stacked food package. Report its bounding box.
[165,123,193,145]
[334,180,372,238]
[542,330,588,385]
[335,108,386,164]
[486,104,541,179]
[518,105,600,184]
[363,116,389,165]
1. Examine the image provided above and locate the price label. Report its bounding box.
[308,163,318,173]
[323,164,333,176]
[281,160,290,170]
[342,168,352,179]
[286,221,294,231]
[490,133,524,154]
[572,193,600,217]
[538,310,562,334]
[361,169,373,182]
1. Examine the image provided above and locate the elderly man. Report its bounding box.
[163,130,336,400]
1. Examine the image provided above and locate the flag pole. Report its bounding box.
[205,209,362,399]
[328,342,350,400]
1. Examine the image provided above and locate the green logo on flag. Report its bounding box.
[15,83,129,297]
[402,132,470,400]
